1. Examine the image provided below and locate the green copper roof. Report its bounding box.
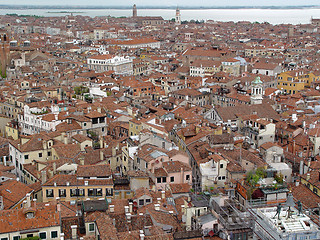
[253,76,263,84]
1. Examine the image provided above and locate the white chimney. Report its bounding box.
[26,193,31,208]
[292,113,297,122]
[109,205,114,213]
[129,202,133,213]
[60,233,64,240]
[3,156,6,166]
[161,190,165,199]
[140,234,145,240]
[124,206,129,213]
[126,213,131,223]
[71,225,77,239]
[154,204,160,211]
[157,197,161,204]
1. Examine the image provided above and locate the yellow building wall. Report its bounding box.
[5,125,19,140]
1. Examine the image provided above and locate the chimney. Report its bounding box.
[41,170,47,184]
[60,233,64,240]
[307,173,311,181]
[71,225,77,239]
[295,181,300,187]
[33,199,37,208]
[53,162,56,175]
[23,200,27,209]
[3,156,6,166]
[299,160,304,175]
[140,230,145,240]
[157,198,161,204]
[124,206,129,214]
[181,205,185,214]
[79,156,85,165]
[126,213,131,223]
[64,134,68,144]
[161,190,165,199]
[154,204,160,211]
[109,205,114,213]
[129,202,133,213]
[180,167,184,183]
[26,193,31,208]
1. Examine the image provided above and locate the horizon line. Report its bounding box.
[0,4,320,9]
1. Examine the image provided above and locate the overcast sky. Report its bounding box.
[3,0,320,7]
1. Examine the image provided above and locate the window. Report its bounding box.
[59,189,66,197]
[24,155,29,160]
[46,189,54,198]
[39,232,46,239]
[157,177,161,183]
[48,151,51,157]
[96,188,102,196]
[106,188,113,196]
[89,223,95,232]
[13,237,20,240]
[88,189,95,196]
[39,153,42,158]
[70,188,84,197]
[139,199,144,205]
[220,164,223,168]
[186,175,190,181]
[2,238,9,240]
[170,176,175,182]
[51,231,58,239]
[146,198,151,203]
[162,177,167,183]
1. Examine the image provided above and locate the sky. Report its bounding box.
[2,0,320,7]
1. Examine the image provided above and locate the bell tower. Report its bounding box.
[0,30,10,79]
[133,4,137,18]
[251,76,263,105]
[175,7,181,25]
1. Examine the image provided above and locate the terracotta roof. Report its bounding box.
[0,202,60,234]
[169,183,191,194]
[0,180,33,209]
[42,174,113,187]
[77,164,111,177]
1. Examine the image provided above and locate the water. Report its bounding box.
[0,8,320,25]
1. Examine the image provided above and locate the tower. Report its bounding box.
[250,76,263,105]
[133,4,137,18]
[0,30,10,79]
[175,7,181,25]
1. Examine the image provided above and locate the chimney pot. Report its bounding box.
[154,204,160,211]
[307,173,311,181]
[109,205,114,213]
[71,225,77,240]
[124,206,129,213]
